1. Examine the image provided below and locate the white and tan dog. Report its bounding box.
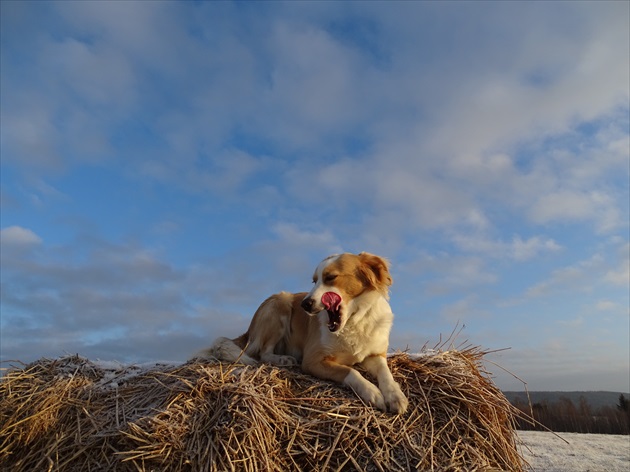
[198,252,408,414]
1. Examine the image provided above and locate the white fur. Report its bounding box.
[197,337,257,365]
[318,293,392,361]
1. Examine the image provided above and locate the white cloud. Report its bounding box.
[0,93,61,170]
[42,38,136,107]
[558,316,584,328]
[3,1,627,238]
[605,242,630,287]
[263,22,363,136]
[525,254,609,299]
[452,234,562,261]
[423,256,497,296]
[0,226,42,247]
[272,222,339,250]
[0,237,212,363]
[191,149,266,194]
[530,190,622,233]
[440,295,492,324]
[423,3,629,157]
[596,300,619,312]
[512,236,563,261]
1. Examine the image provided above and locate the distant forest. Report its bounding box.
[506,392,630,434]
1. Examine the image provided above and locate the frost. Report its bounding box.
[519,431,630,472]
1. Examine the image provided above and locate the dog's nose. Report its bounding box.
[301,297,315,313]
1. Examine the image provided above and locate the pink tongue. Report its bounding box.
[321,292,342,311]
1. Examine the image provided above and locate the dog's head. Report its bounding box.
[301,252,392,333]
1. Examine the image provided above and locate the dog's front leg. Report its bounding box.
[361,355,408,414]
[302,357,386,411]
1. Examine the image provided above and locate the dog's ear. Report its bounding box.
[357,252,393,295]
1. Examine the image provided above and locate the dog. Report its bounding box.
[197,252,408,414]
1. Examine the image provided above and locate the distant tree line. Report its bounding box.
[511,394,629,434]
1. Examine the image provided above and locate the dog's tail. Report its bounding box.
[194,336,257,365]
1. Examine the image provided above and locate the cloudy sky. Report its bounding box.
[1,1,628,392]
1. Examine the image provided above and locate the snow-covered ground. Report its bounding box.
[519,431,629,472]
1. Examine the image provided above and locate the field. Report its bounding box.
[519,431,629,472]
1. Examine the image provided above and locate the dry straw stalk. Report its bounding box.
[1,348,527,471]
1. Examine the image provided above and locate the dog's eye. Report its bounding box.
[324,274,337,283]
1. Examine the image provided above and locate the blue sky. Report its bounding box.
[1,1,628,392]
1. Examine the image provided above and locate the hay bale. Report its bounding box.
[1,348,526,471]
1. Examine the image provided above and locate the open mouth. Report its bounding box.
[321,292,342,332]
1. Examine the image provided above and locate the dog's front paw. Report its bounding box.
[276,355,298,366]
[382,382,408,414]
[357,381,387,411]
[260,353,298,366]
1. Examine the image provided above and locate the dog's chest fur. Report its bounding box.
[318,295,393,363]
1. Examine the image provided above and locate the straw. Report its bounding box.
[1,348,527,471]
